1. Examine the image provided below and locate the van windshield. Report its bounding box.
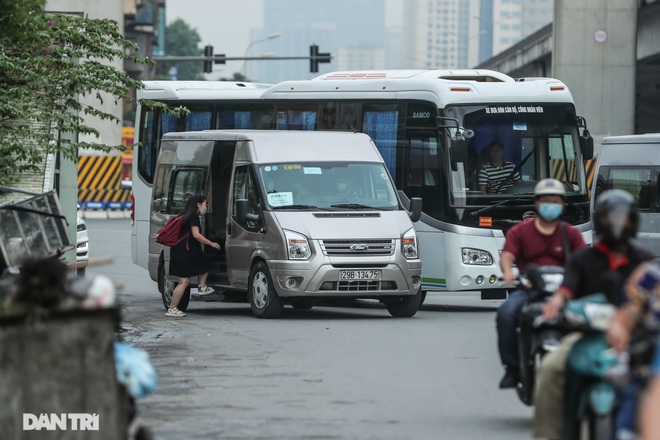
[259,162,399,210]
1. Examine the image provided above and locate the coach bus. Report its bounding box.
[131,70,594,299]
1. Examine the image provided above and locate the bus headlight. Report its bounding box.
[462,248,493,265]
[284,230,311,260]
[402,228,418,259]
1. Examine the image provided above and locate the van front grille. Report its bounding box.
[320,239,395,256]
[319,280,399,292]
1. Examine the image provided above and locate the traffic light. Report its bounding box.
[309,44,331,73]
[203,45,213,73]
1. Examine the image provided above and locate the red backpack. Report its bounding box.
[155,215,190,248]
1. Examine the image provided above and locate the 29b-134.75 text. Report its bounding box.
[339,270,381,280]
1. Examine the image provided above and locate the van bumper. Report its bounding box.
[268,259,422,298]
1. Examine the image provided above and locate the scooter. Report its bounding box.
[514,264,567,406]
[561,293,619,440]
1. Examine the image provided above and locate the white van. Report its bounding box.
[592,133,660,256]
[149,130,423,318]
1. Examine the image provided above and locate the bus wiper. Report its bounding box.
[330,203,382,210]
[566,199,587,221]
[468,198,528,219]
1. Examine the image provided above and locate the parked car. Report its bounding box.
[76,215,89,276]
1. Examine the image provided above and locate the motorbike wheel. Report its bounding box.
[515,370,534,406]
[591,414,612,440]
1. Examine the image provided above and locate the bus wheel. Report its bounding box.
[248,261,284,318]
[385,289,423,317]
[162,277,191,312]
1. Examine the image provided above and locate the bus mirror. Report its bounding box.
[580,129,594,160]
[408,197,422,223]
[451,138,468,163]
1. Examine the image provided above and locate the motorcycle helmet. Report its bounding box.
[593,189,639,245]
[534,178,566,199]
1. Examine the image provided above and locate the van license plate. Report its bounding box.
[340,270,381,281]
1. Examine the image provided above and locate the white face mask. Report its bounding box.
[199,205,208,215]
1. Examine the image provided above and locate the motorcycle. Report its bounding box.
[555,287,660,440]
[514,264,567,406]
[559,293,618,440]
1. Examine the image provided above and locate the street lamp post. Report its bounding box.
[241,32,282,77]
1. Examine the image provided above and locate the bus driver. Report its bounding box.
[479,140,522,194]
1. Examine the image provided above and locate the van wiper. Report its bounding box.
[273,204,319,210]
[330,203,382,210]
[468,198,528,219]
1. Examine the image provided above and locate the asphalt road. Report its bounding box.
[86,219,532,440]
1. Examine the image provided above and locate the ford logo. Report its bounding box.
[351,244,369,251]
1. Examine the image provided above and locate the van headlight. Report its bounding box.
[402,228,418,259]
[462,248,493,265]
[284,229,311,260]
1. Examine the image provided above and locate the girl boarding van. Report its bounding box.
[149,130,423,318]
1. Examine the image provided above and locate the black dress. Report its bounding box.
[168,214,215,278]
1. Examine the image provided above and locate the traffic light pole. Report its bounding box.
[151,45,331,73]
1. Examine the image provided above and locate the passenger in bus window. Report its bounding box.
[478,140,522,194]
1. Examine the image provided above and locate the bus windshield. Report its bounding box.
[258,162,399,210]
[444,104,589,228]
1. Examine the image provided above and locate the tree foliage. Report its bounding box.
[158,18,204,80]
[0,2,183,186]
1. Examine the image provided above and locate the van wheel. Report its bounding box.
[162,278,191,312]
[385,288,423,317]
[157,258,165,294]
[248,261,284,318]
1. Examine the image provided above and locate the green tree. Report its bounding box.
[158,18,204,80]
[0,1,183,186]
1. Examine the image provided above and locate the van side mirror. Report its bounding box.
[580,129,594,160]
[236,199,260,223]
[408,197,422,223]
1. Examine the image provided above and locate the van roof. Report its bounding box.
[161,130,383,163]
[602,133,660,145]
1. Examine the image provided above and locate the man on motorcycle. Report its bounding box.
[496,178,586,389]
[533,189,653,440]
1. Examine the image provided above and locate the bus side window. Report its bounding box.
[408,139,424,187]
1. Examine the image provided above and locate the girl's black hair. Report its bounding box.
[180,194,206,221]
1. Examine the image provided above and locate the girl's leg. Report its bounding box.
[170,277,190,309]
[198,272,209,289]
